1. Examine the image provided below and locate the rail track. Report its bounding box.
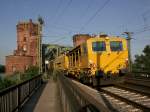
[69,73,150,111]
[125,78,150,85]
[114,82,150,97]
[100,85,150,112]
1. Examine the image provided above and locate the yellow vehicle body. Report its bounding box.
[67,36,128,77]
[53,36,128,85]
[53,36,128,83]
[54,54,69,71]
[87,37,128,75]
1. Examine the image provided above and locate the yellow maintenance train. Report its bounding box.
[53,34,129,85]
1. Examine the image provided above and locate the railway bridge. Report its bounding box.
[0,72,150,112]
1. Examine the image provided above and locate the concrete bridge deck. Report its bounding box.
[23,77,62,112]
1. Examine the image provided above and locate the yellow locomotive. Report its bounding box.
[54,54,69,71]
[53,34,129,85]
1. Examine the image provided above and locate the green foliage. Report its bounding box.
[25,66,39,75]
[0,76,16,90]
[0,66,39,91]
[0,65,5,73]
[133,45,150,72]
[23,66,39,80]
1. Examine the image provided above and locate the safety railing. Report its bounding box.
[0,74,42,112]
[58,74,109,112]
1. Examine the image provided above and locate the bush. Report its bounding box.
[25,66,39,75]
[0,77,16,91]
[23,66,39,80]
[0,65,5,73]
[0,66,39,91]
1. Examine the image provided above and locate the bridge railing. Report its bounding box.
[0,74,42,112]
[57,74,109,112]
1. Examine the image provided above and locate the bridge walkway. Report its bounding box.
[23,77,62,112]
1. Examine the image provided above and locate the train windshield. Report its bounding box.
[92,41,106,51]
[110,41,123,51]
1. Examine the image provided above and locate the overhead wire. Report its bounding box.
[43,33,73,44]
[120,9,150,40]
[133,25,150,35]
[49,0,92,33]
[50,24,77,32]
[52,0,63,21]
[46,0,92,45]
[46,0,110,44]
[53,0,73,25]
[47,0,109,44]
[48,36,71,44]
[133,37,150,41]
[79,0,92,18]
[46,0,75,41]
[79,0,111,32]
[143,9,150,16]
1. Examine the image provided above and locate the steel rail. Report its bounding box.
[114,84,150,97]
[100,87,150,112]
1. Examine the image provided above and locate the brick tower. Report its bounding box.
[6,19,41,75]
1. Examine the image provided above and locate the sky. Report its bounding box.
[0,0,150,64]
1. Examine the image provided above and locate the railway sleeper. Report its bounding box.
[100,88,150,112]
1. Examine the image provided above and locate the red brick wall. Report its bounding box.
[73,34,91,47]
[16,20,38,57]
[6,56,33,75]
[5,19,40,75]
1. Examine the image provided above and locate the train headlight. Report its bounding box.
[125,58,128,66]
[89,60,93,64]
[105,37,109,40]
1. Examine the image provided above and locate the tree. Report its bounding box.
[0,76,16,91]
[0,66,39,91]
[0,65,5,73]
[22,66,39,80]
[133,45,150,72]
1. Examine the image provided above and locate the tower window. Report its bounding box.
[12,66,16,72]
[23,45,27,51]
[24,37,27,42]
